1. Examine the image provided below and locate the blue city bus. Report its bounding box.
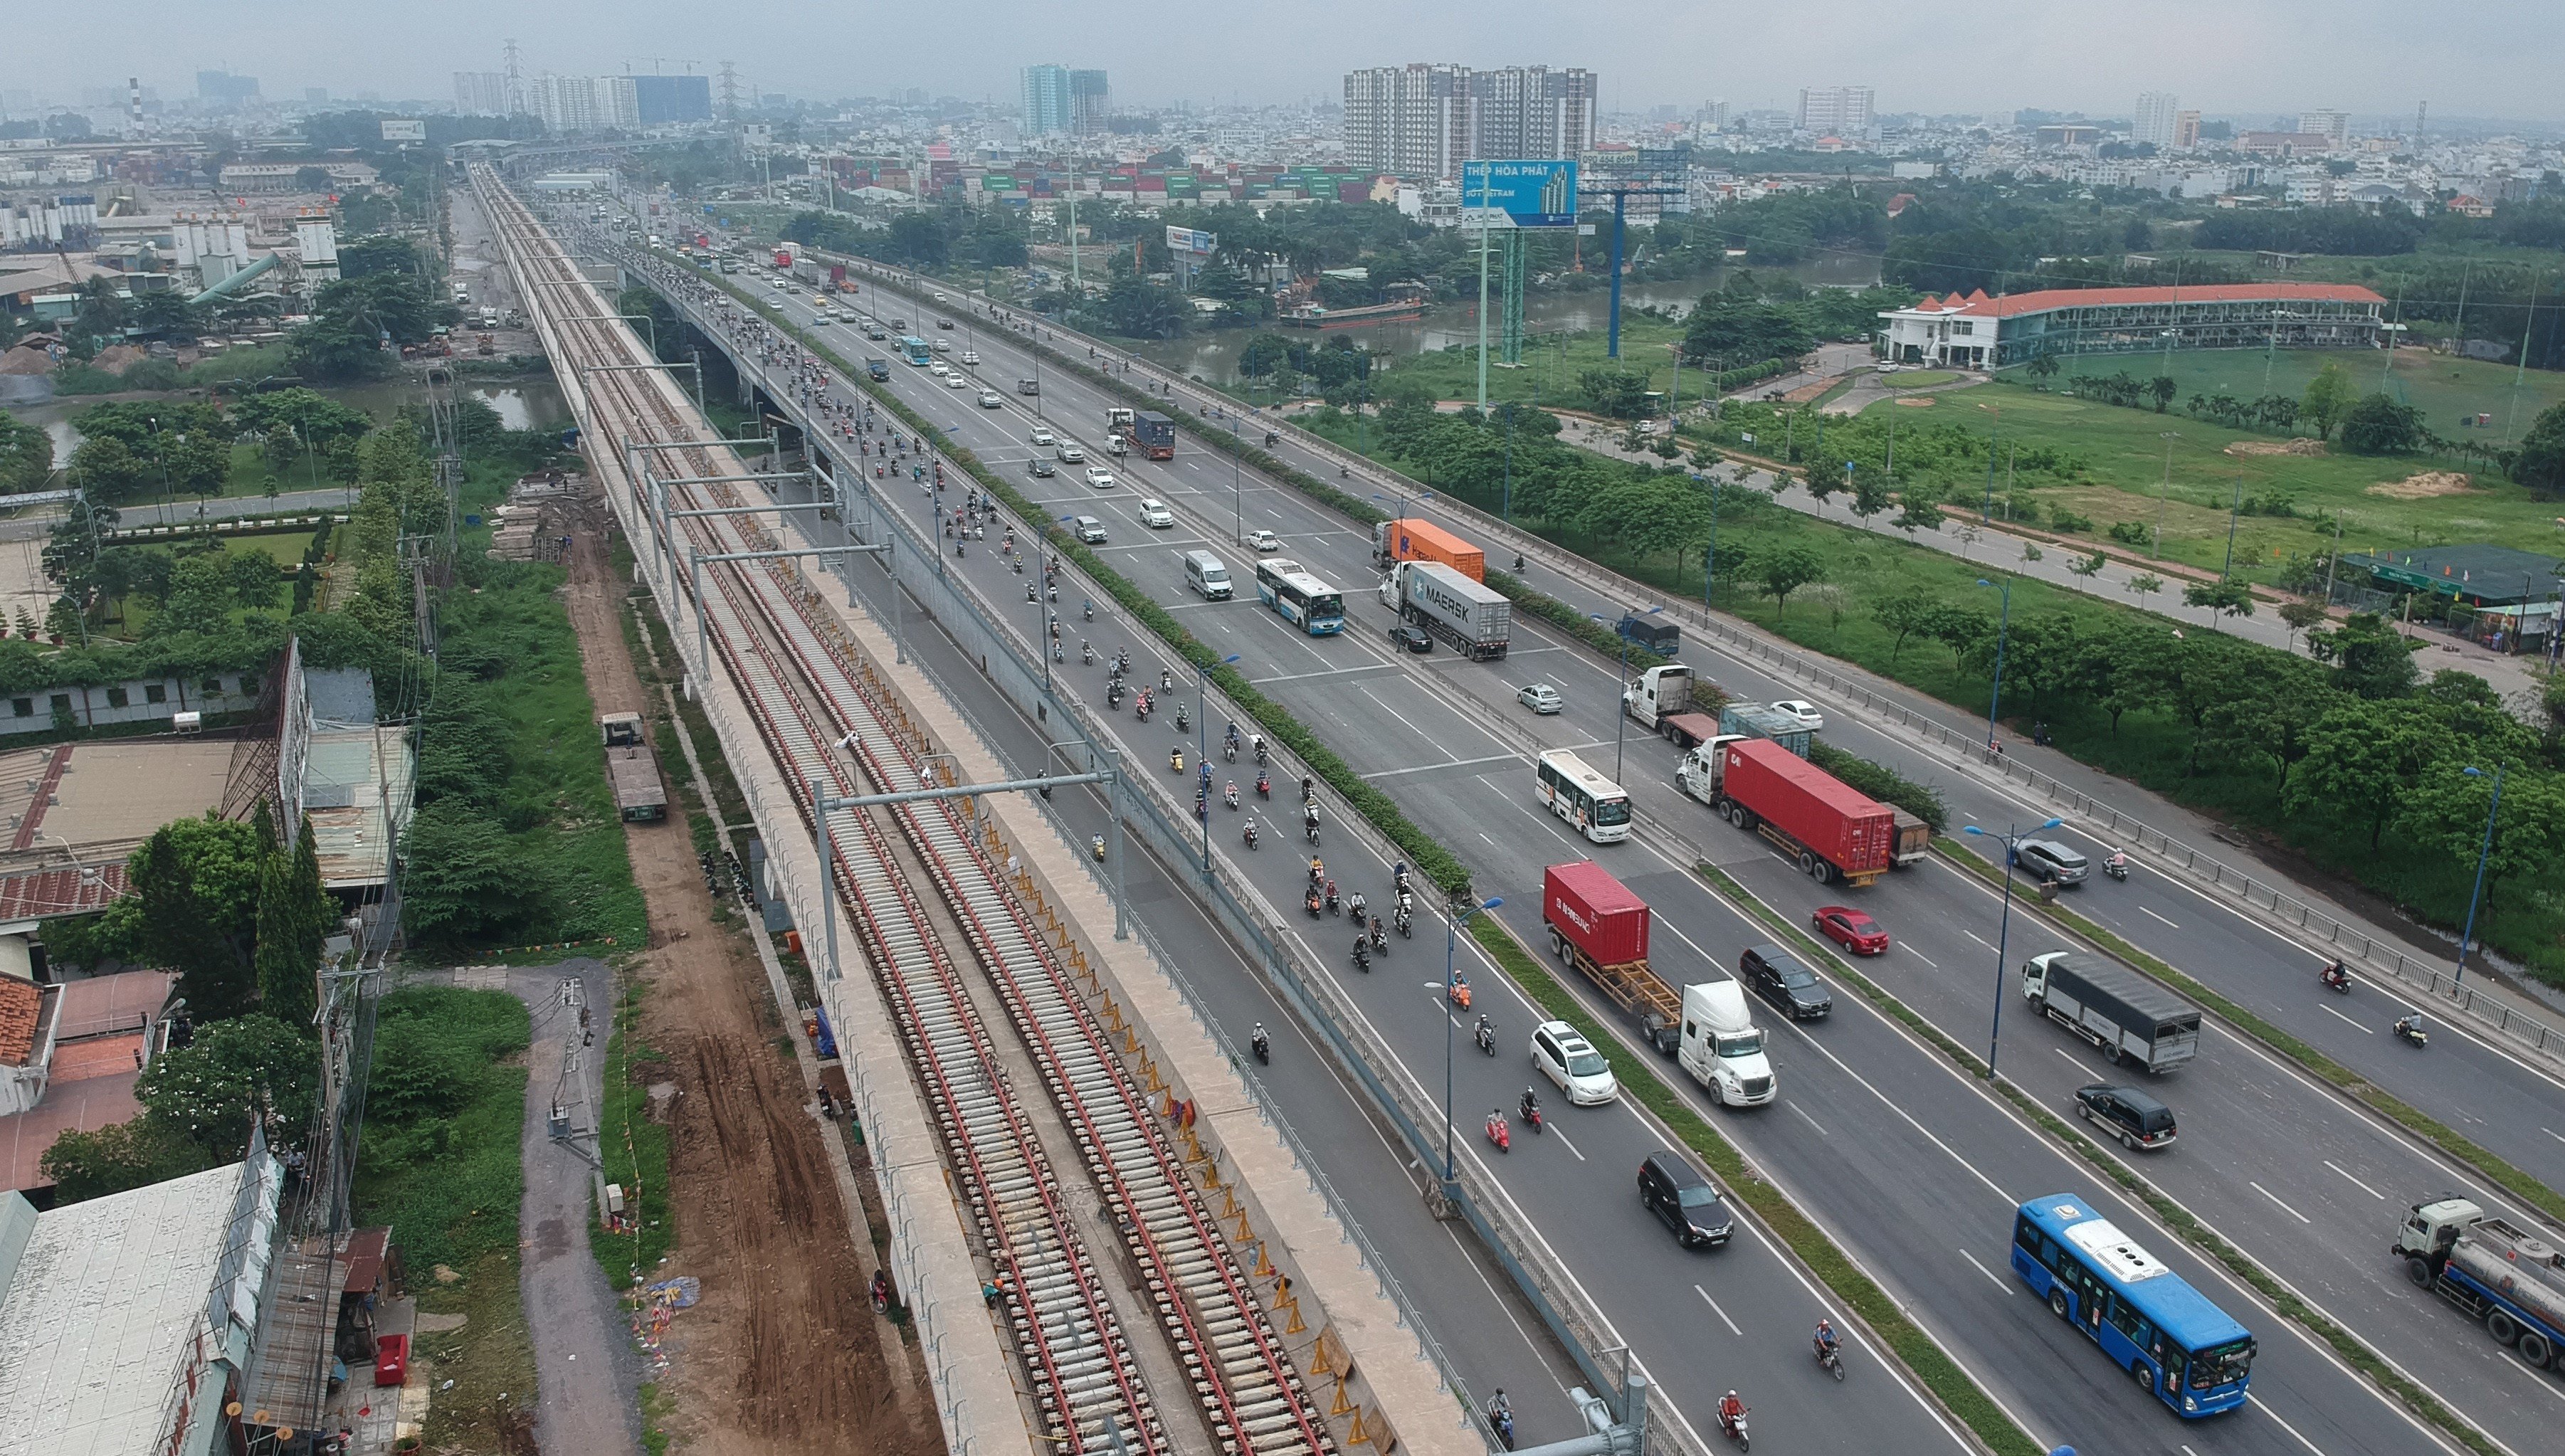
[2011,1195,2255,1418]
[1253,559,1344,635]
[898,335,934,365]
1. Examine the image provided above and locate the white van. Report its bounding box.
[1184,550,1233,601]
[1677,981,1775,1107]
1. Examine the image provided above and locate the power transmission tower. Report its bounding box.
[717,61,740,121]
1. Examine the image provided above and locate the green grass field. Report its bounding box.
[1890,356,2565,584]
[1362,311,1701,411]
[2022,345,2565,434]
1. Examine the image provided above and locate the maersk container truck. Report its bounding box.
[1379,559,1511,660]
[2393,1196,2565,1368]
[2021,951,2201,1072]
[1371,517,1486,581]
[1678,735,1894,885]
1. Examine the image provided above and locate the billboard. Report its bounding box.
[1164,226,1216,256]
[1459,159,1579,230]
[379,118,426,142]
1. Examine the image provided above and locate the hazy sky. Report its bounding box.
[18,1,2565,123]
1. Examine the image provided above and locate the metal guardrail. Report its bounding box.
[649,269,1705,1456]
[846,263,2565,1072]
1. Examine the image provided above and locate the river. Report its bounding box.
[1128,254,1882,384]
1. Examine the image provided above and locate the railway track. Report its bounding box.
[475,171,1333,1456]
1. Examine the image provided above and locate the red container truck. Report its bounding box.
[1544,862,1683,1048]
[1371,517,1487,582]
[1677,736,1893,886]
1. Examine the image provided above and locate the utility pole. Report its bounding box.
[717,61,740,122]
[1474,167,1493,414]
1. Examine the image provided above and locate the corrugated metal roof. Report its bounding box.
[301,725,413,890]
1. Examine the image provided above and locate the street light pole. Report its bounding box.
[2154,431,2179,558]
[1961,817,2060,1079]
[1977,577,2011,751]
[1591,607,1660,783]
[2455,764,2506,988]
[1196,655,1240,874]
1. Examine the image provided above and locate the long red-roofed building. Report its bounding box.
[1877,281,2388,370]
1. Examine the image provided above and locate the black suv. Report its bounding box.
[1741,943,1832,1020]
[1638,1152,1733,1248]
[2075,1084,2176,1149]
[2011,838,2089,886]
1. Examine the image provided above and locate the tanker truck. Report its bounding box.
[2393,1196,2565,1369]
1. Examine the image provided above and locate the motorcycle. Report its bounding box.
[1394,905,1413,939]
[1324,881,1340,916]
[1223,738,1238,763]
[1474,1018,1497,1056]
[1052,641,1064,663]
[1251,1027,1270,1065]
[1815,1339,1844,1382]
[1107,682,1125,710]
[1518,1092,1542,1134]
[2396,1016,2428,1048]
[1305,888,1324,919]
[2320,961,2353,995]
[1090,835,1107,862]
[1448,976,1473,1012]
[1717,1405,1749,1451]
[1224,783,1240,811]
[2103,858,2129,882]
[1254,737,1270,766]
[1255,773,1271,800]
[1083,600,1094,622]
[1243,822,1258,850]
[1082,643,1095,665]
[1485,1109,1510,1154]
[1174,706,1189,734]
[1352,939,1372,973]
[1369,917,1387,954]
[1169,747,1186,775]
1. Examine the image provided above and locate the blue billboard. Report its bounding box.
[1459,160,1579,229]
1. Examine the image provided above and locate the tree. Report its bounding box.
[1924,602,1994,671]
[2025,354,2060,385]
[1751,544,1827,617]
[1680,297,1816,364]
[2512,401,2565,497]
[2125,571,2164,601]
[127,291,200,342]
[2206,659,2339,790]
[65,436,151,506]
[2339,393,2428,455]
[134,1013,317,1161]
[2300,362,2357,440]
[1576,366,1653,419]
[2148,375,2179,413]
[2309,611,2421,699]
[293,165,335,193]
[253,819,330,1031]
[1873,591,1939,664]
[2278,599,2329,652]
[399,803,535,942]
[0,413,50,495]
[2397,762,2565,919]
[2290,698,2454,845]
[115,815,267,1020]
[2183,579,2255,623]
[157,554,238,634]
[1895,492,1946,540]
[39,1119,214,1204]
[1236,332,1291,380]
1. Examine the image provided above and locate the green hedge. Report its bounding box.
[1809,739,1949,830]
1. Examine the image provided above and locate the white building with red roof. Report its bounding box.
[1877,282,2389,370]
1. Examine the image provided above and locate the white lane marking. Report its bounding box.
[1904,946,1938,969]
[1958,1247,2012,1294]
[2317,1003,2373,1033]
[1963,927,1996,950]
[1480,833,1497,847]
[2250,1181,2312,1224]
[2324,1161,2386,1201]
[1693,1285,1744,1338]
[1784,1018,2016,1205]
[1366,753,1524,781]
[1547,1126,1587,1161]
[1248,662,1395,685]
[2140,904,2181,929]
[2546,1128,2565,1146]
[1786,1099,1831,1136]
[2055,1048,2089,1070]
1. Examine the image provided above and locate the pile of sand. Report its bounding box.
[88,344,148,375]
[2225,438,2327,458]
[2365,471,2477,499]
[0,346,56,376]
[1893,396,1936,408]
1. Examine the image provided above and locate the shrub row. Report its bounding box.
[1808,739,1949,830]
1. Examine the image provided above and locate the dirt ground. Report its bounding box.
[552,489,932,1456]
[2366,470,2478,498]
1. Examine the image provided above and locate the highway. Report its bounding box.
[610,219,2540,1455]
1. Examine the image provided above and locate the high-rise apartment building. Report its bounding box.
[525,75,603,132]
[1795,86,1873,137]
[1069,70,1111,134]
[454,71,511,115]
[1343,63,1597,180]
[632,75,712,124]
[2133,91,2179,149]
[2173,110,2201,149]
[2298,109,2351,147]
[195,71,260,106]
[1022,65,1071,135]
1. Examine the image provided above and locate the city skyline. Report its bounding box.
[2,0,2561,122]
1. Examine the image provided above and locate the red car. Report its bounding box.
[1812,905,1889,955]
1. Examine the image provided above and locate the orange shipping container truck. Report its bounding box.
[1370,517,1485,581]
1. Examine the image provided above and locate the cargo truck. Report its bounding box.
[1678,736,1895,885]
[1127,410,1176,460]
[1371,518,1486,581]
[1623,665,1725,750]
[1619,613,1680,655]
[2021,951,2201,1072]
[599,713,668,823]
[1677,981,1776,1107]
[1543,861,1683,1052]
[1717,702,1813,759]
[773,246,796,269]
[2393,1196,2565,1369]
[1379,560,1511,660]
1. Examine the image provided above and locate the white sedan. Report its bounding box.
[928,362,951,377]
[1768,699,1826,732]
[945,372,969,389]
[1245,529,1282,552]
[1031,428,1056,446]
[1083,465,1117,490]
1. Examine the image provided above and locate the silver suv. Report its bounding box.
[2011,838,2089,886]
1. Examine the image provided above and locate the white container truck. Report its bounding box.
[1378,559,1511,660]
[2021,951,2201,1072]
[2393,1195,2565,1368]
[1677,981,1775,1107]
